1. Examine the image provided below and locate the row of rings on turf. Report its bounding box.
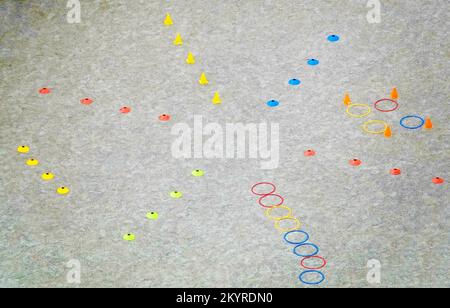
[251,182,327,285]
[346,98,427,132]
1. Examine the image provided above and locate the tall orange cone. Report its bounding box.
[384,126,392,138]
[424,117,433,130]
[391,87,399,100]
[344,94,351,106]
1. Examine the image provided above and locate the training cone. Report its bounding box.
[424,117,433,130]
[199,72,209,85]
[173,33,183,46]
[164,13,173,26]
[344,94,351,106]
[186,52,195,64]
[391,87,399,100]
[384,126,392,138]
[212,92,222,105]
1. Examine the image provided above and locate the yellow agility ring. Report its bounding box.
[265,205,293,221]
[346,103,372,118]
[362,120,388,134]
[274,217,301,233]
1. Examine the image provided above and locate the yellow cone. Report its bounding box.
[186,52,195,64]
[199,72,209,85]
[164,13,173,26]
[173,33,183,46]
[212,92,222,104]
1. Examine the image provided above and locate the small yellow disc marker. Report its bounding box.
[146,212,159,220]
[57,186,70,195]
[26,159,39,166]
[17,146,30,154]
[41,172,55,181]
[123,233,136,241]
[170,191,183,199]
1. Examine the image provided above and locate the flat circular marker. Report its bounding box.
[146,212,159,220]
[327,35,340,42]
[432,177,444,185]
[289,79,301,86]
[41,172,55,181]
[267,100,280,107]
[123,233,135,241]
[159,114,171,122]
[26,159,39,166]
[307,59,320,66]
[17,145,30,154]
[304,150,316,157]
[39,88,51,94]
[80,98,93,105]
[390,168,401,176]
[350,159,362,167]
[120,106,131,114]
[192,169,205,177]
[170,191,183,199]
[57,186,70,195]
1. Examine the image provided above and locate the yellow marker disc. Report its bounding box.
[274,217,301,233]
[170,191,183,199]
[26,158,39,166]
[191,169,204,177]
[41,172,54,181]
[17,145,30,154]
[362,120,389,134]
[346,103,372,118]
[146,212,159,220]
[57,186,70,195]
[123,233,135,241]
[265,205,293,221]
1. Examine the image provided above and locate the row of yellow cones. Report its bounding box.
[343,87,433,138]
[164,14,222,105]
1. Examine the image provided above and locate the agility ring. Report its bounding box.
[274,217,301,232]
[300,256,327,270]
[251,182,276,196]
[400,115,425,130]
[265,205,293,221]
[346,103,372,118]
[299,270,325,285]
[284,230,310,245]
[362,120,388,134]
[374,98,399,112]
[293,243,320,257]
[258,194,284,209]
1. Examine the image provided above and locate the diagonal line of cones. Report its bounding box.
[164,13,222,105]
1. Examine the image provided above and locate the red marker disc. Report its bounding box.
[39,88,51,94]
[350,159,362,166]
[304,149,316,157]
[390,168,401,176]
[432,177,444,185]
[159,114,171,121]
[120,106,131,114]
[80,98,93,105]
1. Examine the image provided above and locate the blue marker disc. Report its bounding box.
[267,100,280,107]
[289,79,301,86]
[327,34,340,42]
[307,59,320,66]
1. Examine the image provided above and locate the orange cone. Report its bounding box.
[391,87,399,100]
[344,94,351,106]
[424,117,433,130]
[384,126,392,138]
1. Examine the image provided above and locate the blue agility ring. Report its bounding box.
[299,270,325,285]
[400,115,425,130]
[284,230,310,245]
[293,243,320,257]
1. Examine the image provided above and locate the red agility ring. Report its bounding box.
[374,98,399,112]
[300,256,327,270]
[258,194,284,209]
[251,182,276,196]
